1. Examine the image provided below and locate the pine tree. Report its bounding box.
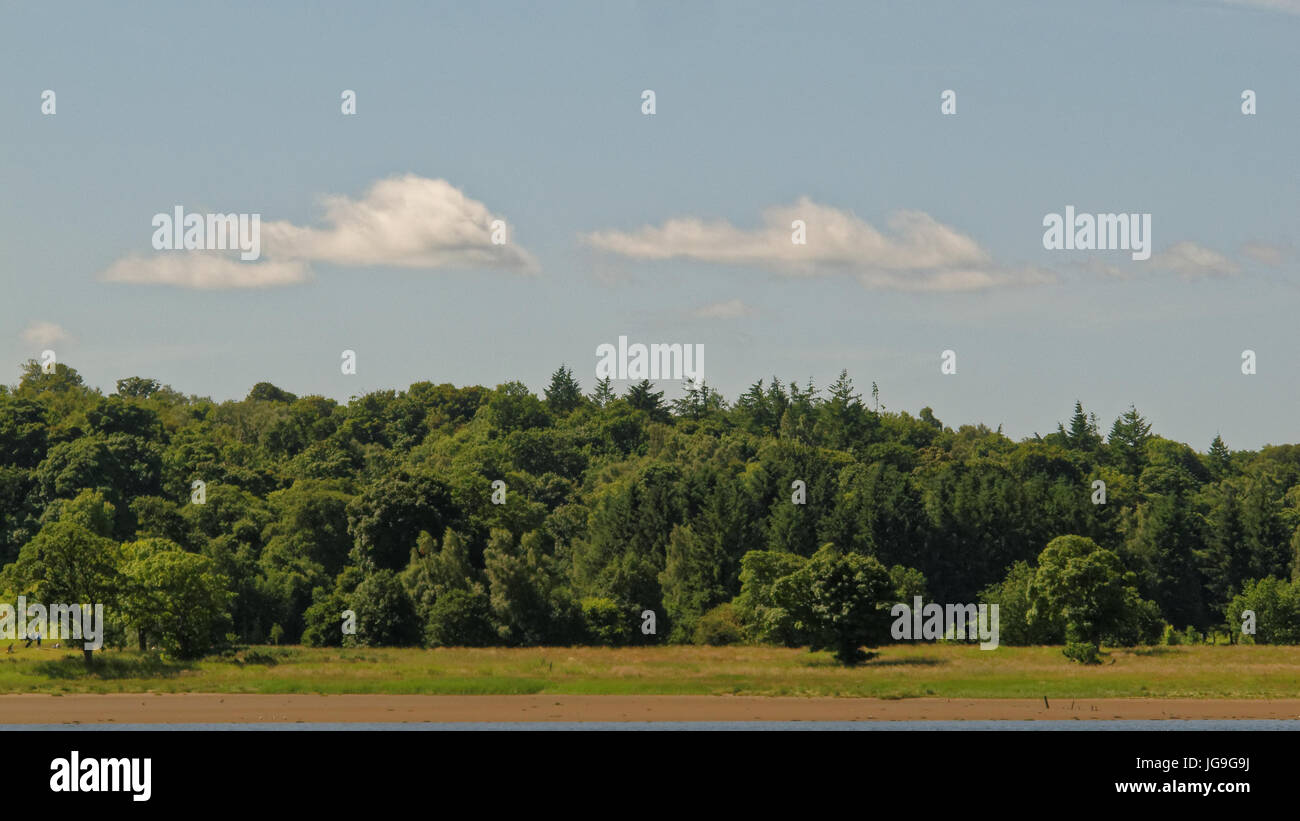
[672,379,725,421]
[1208,434,1232,479]
[1058,401,1101,451]
[1108,405,1152,475]
[736,379,772,433]
[543,364,583,414]
[626,379,667,420]
[764,377,790,431]
[589,375,615,408]
[816,369,867,450]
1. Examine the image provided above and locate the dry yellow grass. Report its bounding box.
[2,642,1298,698]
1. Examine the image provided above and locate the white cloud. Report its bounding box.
[1154,241,1241,277]
[263,175,537,272]
[102,253,311,290]
[21,321,70,347]
[101,175,535,289]
[693,299,756,319]
[583,197,1051,292]
[1240,241,1288,266]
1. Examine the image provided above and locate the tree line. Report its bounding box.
[2,359,1298,662]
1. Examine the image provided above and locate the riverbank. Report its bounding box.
[4,693,1300,724]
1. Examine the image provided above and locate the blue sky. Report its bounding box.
[2,0,1297,449]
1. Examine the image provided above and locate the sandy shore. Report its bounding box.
[2,694,1299,724]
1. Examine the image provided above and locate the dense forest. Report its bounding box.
[2,359,1298,661]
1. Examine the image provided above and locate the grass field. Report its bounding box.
[2,643,1299,698]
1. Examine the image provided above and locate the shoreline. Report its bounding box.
[3,694,1300,724]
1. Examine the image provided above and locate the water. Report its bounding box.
[5,720,1299,731]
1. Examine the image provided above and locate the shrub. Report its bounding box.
[581,597,631,646]
[694,603,744,646]
[1063,641,1101,664]
[734,550,809,646]
[344,569,420,647]
[1226,577,1300,644]
[425,588,496,647]
[301,587,347,647]
[981,561,1061,645]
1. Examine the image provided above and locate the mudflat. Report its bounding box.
[3,694,1300,724]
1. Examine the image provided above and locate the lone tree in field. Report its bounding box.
[773,545,894,665]
[1027,535,1157,662]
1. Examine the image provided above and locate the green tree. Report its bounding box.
[1226,577,1300,644]
[425,588,496,647]
[121,538,232,658]
[1108,405,1152,475]
[5,520,122,666]
[589,376,616,408]
[543,364,584,415]
[114,377,163,399]
[580,596,632,645]
[734,549,808,645]
[482,381,551,433]
[981,561,1062,645]
[625,380,669,422]
[345,569,420,647]
[347,468,457,570]
[1059,401,1102,452]
[485,529,579,644]
[1207,434,1232,479]
[1027,535,1157,657]
[771,544,895,664]
[247,382,298,404]
[0,397,49,468]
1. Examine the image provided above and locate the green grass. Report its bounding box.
[2,642,1300,698]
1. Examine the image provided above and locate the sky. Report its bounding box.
[1,0,1297,450]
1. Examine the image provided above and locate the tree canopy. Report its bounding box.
[3,360,1298,662]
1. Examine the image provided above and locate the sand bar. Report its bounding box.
[2,694,1300,724]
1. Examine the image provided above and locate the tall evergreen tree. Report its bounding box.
[1061,401,1102,452]
[543,364,583,414]
[1108,405,1153,475]
[626,380,669,422]
[589,375,615,407]
[1207,434,1232,479]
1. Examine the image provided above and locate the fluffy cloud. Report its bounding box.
[1154,241,1241,277]
[584,198,1051,292]
[692,299,756,319]
[101,175,534,289]
[20,321,70,347]
[262,175,537,271]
